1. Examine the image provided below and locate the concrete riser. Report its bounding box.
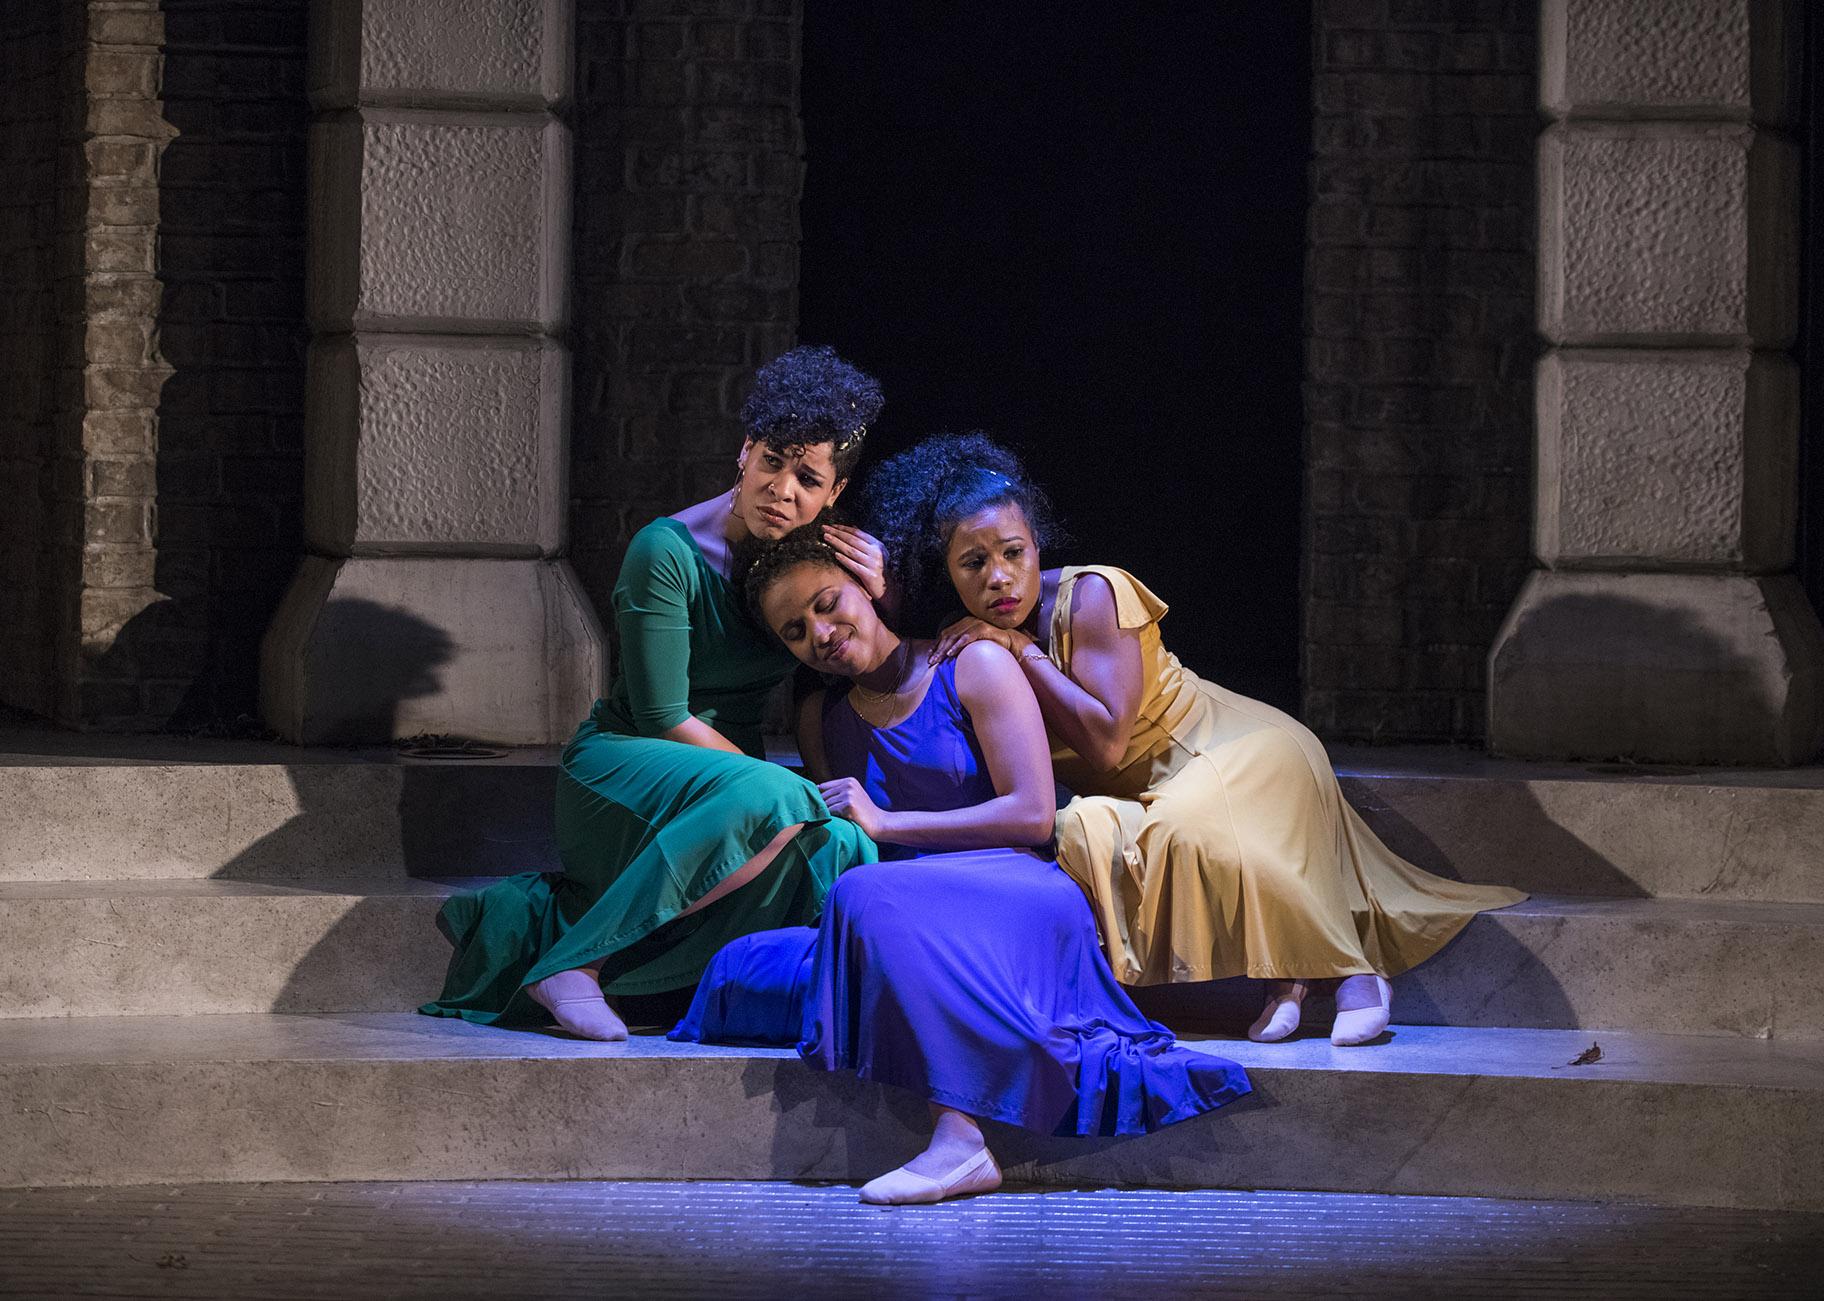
[1397,903,1822,1041]
[1344,775,1824,904]
[0,763,557,883]
[2,1056,1817,1212]
[5,890,1818,1041]
[0,893,451,1017]
[8,763,1823,907]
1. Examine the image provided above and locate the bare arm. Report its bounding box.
[794,689,831,781]
[822,641,1055,849]
[1021,573,1146,772]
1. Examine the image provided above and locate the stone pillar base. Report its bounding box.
[260,555,605,745]
[1487,570,1824,765]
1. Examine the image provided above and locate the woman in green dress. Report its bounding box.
[422,346,887,1040]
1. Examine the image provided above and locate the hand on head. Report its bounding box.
[855,432,1060,636]
[820,523,888,601]
[747,526,898,679]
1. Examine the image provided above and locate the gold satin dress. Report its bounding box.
[1048,566,1525,986]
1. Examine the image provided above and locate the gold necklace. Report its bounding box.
[849,642,912,707]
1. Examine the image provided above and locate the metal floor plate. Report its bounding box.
[2,1180,1819,1299]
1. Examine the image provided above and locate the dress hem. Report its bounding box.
[518,808,835,995]
[821,1059,1247,1138]
[1115,892,1529,986]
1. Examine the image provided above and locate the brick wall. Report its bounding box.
[1302,0,1537,743]
[570,0,802,617]
[0,2,66,718]
[124,0,309,728]
[0,0,306,732]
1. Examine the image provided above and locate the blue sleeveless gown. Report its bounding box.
[670,660,1250,1137]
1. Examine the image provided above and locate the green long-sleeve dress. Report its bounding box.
[420,517,876,1027]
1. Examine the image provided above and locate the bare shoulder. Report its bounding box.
[952,638,1022,697]
[1066,570,1120,635]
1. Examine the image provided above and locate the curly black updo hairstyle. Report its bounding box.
[739,344,883,481]
[858,432,1064,634]
[740,523,848,636]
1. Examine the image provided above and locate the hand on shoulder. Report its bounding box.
[930,616,1033,665]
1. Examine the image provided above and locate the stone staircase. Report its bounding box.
[2,733,1820,1210]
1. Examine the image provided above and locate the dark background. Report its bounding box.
[1801,7,1824,623]
[799,3,1312,710]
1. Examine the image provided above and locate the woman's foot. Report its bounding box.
[1331,973,1392,1046]
[859,1108,1003,1205]
[859,1147,1002,1206]
[1248,979,1308,1042]
[527,967,628,1042]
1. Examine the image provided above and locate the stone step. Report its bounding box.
[1334,745,1824,904]
[0,745,559,884]
[2,1013,1818,1211]
[4,881,1822,1041]
[1144,894,1824,1042]
[6,736,1823,904]
[0,878,458,1017]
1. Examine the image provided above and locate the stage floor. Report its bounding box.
[2,1180,1818,1299]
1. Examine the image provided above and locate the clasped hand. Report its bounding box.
[818,776,889,841]
[928,616,1033,664]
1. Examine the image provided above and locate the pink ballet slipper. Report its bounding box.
[858,1146,1002,1206]
[1330,974,1392,1046]
[527,968,628,1042]
[1248,979,1308,1043]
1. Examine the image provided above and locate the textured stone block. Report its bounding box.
[4,1016,1822,1210]
[1541,0,1797,124]
[260,554,606,744]
[1539,123,1797,346]
[6,877,1819,1038]
[1536,349,1796,569]
[1341,764,1824,905]
[309,111,570,333]
[1488,571,1824,765]
[0,881,452,1017]
[305,335,567,555]
[1396,895,1824,1040]
[0,761,558,883]
[310,0,572,110]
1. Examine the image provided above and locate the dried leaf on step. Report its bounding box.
[1567,1042,1602,1067]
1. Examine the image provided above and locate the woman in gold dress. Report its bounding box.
[861,434,1524,1045]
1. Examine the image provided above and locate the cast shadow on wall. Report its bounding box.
[180,599,551,1016]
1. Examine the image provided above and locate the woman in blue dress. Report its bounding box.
[672,527,1250,1204]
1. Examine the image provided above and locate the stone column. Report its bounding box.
[53,0,175,729]
[1488,0,1823,765]
[262,0,605,744]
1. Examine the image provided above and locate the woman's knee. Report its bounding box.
[721,757,817,809]
[825,863,897,917]
[1057,795,1141,856]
